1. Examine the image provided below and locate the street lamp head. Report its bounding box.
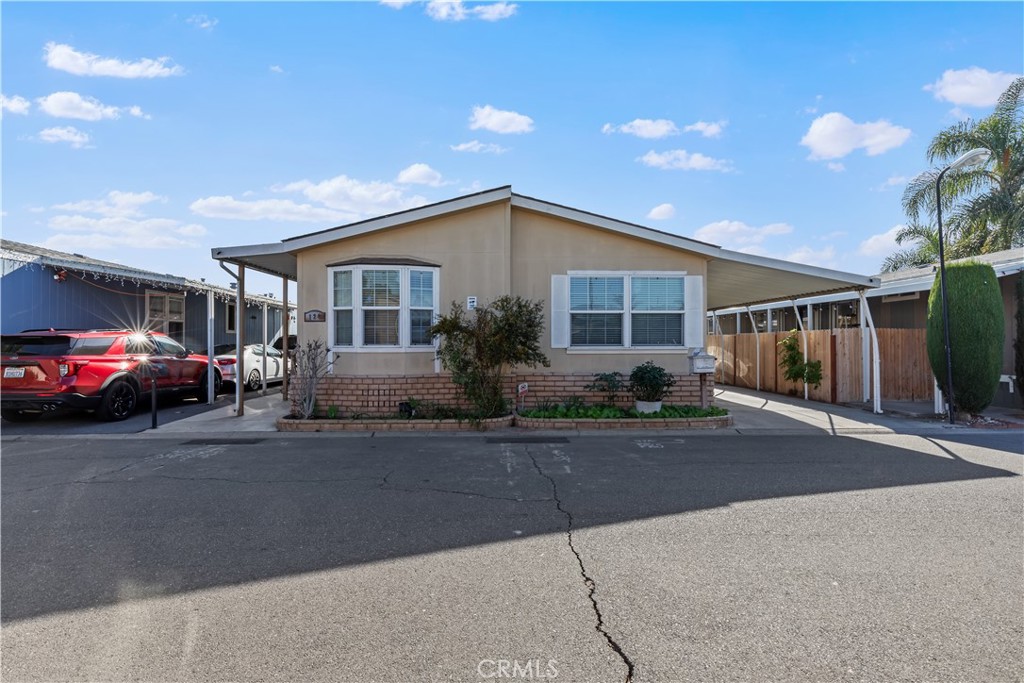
[948,148,992,172]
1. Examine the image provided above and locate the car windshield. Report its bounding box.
[1,335,74,356]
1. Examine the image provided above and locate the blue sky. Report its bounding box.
[2,1,1022,295]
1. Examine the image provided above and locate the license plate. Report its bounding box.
[4,367,25,379]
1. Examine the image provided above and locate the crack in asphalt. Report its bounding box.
[528,449,635,683]
[378,469,550,503]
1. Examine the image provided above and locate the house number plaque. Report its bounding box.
[304,309,326,323]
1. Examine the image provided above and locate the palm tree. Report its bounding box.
[880,223,940,272]
[902,77,1024,255]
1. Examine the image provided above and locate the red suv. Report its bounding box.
[1,329,222,422]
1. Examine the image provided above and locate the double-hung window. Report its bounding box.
[329,265,439,350]
[554,272,702,349]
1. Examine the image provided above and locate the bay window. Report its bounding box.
[328,265,439,350]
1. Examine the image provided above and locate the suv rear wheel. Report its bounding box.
[97,380,138,421]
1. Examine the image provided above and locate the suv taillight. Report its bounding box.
[218,358,236,366]
[59,360,89,377]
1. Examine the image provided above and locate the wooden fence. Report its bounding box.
[706,328,933,404]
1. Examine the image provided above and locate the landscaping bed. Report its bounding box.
[515,404,732,430]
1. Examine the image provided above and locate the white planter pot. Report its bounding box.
[635,400,662,414]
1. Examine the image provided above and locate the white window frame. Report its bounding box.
[327,265,440,353]
[557,271,703,353]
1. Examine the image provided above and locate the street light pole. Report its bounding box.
[933,147,992,425]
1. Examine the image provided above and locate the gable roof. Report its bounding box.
[212,186,879,310]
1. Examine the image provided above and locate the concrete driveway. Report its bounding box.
[2,427,1021,682]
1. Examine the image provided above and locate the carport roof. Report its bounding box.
[211,186,878,309]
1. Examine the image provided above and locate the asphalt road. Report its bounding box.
[0,386,279,436]
[2,432,1021,682]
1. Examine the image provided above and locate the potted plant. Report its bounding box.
[629,361,676,413]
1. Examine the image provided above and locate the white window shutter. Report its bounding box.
[551,275,569,348]
[684,275,705,348]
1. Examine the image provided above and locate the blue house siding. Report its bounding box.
[2,260,288,353]
[2,260,148,333]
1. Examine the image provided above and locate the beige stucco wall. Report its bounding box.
[510,207,709,375]
[294,199,710,377]
[297,200,509,375]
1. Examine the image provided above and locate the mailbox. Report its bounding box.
[689,348,716,374]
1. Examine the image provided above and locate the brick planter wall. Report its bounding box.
[276,414,514,432]
[311,372,715,418]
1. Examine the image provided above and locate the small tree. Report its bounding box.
[430,296,550,418]
[290,339,331,419]
[777,330,823,390]
[927,261,1004,415]
[1014,273,1023,398]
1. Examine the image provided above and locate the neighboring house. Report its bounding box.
[212,186,878,416]
[1,240,293,355]
[709,249,1023,408]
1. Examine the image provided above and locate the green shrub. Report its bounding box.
[777,330,823,390]
[927,261,1005,415]
[628,361,676,402]
[430,296,549,418]
[518,404,728,419]
[1015,273,1023,398]
[585,372,626,405]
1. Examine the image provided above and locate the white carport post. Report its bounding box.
[860,296,870,402]
[858,291,882,414]
[713,312,723,384]
[206,289,215,405]
[282,277,289,402]
[746,307,760,391]
[792,301,809,401]
[261,301,268,394]
[236,265,245,417]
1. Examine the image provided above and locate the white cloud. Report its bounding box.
[38,126,91,148]
[187,14,218,30]
[44,42,184,78]
[1,94,30,115]
[694,220,793,247]
[874,175,908,191]
[469,104,534,134]
[450,139,508,154]
[800,112,911,160]
[270,65,285,74]
[646,203,676,220]
[827,162,846,173]
[804,95,823,115]
[858,224,903,257]
[472,2,517,20]
[274,174,428,217]
[45,190,206,250]
[602,118,679,139]
[423,1,516,21]
[784,245,837,268]
[36,91,148,121]
[380,0,416,7]
[53,191,164,217]
[396,163,446,187]
[189,196,351,223]
[924,67,1021,107]
[683,120,727,138]
[638,149,732,172]
[426,1,467,21]
[43,217,204,250]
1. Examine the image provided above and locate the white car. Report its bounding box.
[214,344,286,391]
